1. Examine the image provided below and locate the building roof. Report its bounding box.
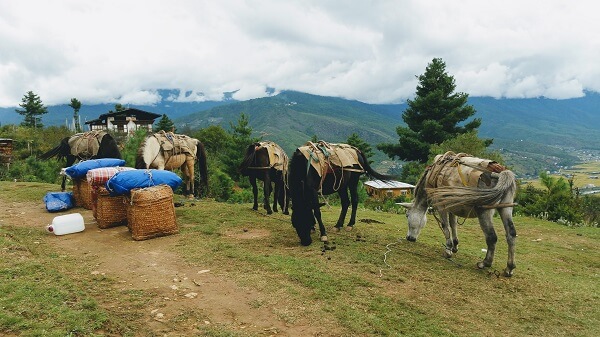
[85,108,162,125]
[364,179,415,189]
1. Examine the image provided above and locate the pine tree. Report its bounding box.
[378,58,484,163]
[154,114,176,132]
[347,132,373,164]
[15,91,48,129]
[69,98,82,132]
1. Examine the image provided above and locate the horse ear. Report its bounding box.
[397,202,414,209]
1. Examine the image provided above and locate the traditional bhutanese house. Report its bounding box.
[363,179,415,199]
[85,108,161,135]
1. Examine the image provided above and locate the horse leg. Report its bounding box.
[477,210,497,270]
[499,206,517,277]
[181,162,193,199]
[438,210,454,258]
[449,213,459,253]
[313,201,328,242]
[344,174,360,231]
[334,188,350,231]
[62,156,76,191]
[263,173,273,215]
[250,176,259,211]
[272,176,279,213]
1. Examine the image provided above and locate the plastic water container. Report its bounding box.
[47,213,85,235]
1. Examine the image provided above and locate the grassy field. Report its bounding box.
[1,181,599,336]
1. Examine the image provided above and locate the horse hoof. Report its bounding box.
[443,250,453,258]
[320,236,328,242]
[503,268,514,277]
[333,227,341,232]
[476,262,487,269]
[345,226,353,232]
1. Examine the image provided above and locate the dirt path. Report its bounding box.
[0,200,322,336]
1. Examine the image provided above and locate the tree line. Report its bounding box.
[2,58,598,226]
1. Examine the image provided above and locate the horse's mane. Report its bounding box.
[135,136,151,169]
[412,168,430,208]
[239,142,261,173]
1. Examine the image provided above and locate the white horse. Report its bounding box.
[135,132,208,198]
[399,152,518,277]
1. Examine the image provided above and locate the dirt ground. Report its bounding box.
[0,200,324,336]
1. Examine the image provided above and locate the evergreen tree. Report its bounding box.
[69,98,82,132]
[222,113,260,180]
[15,91,48,129]
[346,132,373,164]
[378,58,486,163]
[154,114,176,132]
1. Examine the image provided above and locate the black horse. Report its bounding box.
[289,142,393,246]
[39,131,122,191]
[239,141,290,215]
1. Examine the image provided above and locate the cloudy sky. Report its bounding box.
[0,0,598,108]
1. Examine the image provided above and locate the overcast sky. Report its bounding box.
[0,0,598,108]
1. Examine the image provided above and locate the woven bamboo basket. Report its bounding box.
[72,178,93,209]
[95,187,128,229]
[126,184,178,240]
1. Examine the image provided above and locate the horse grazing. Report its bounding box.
[135,131,208,198]
[239,141,290,215]
[39,131,122,191]
[289,141,393,246]
[399,151,518,277]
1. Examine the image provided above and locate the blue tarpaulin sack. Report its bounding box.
[105,169,183,196]
[44,192,75,212]
[65,158,126,179]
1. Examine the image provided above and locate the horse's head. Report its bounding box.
[398,202,427,242]
[291,203,314,246]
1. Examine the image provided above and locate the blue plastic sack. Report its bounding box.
[43,192,75,212]
[105,169,183,196]
[65,158,126,179]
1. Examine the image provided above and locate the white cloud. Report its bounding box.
[0,0,599,107]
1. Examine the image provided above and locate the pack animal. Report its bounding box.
[289,141,393,245]
[39,131,122,191]
[239,141,290,215]
[135,131,208,198]
[399,152,518,277]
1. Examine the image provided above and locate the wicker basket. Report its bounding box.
[95,187,128,229]
[72,178,93,209]
[126,184,178,240]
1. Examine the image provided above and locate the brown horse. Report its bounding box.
[135,131,208,198]
[239,141,289,215]
[39,131,122,191]
[399,152,518,277]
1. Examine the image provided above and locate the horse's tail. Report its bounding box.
[239,143,259,175]
[135,136,149,169]
[428,170,517,211]
[357,150,396,181]
[39,137,70,161]
[196,140,209,195]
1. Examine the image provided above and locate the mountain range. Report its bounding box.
[2,90,600,176]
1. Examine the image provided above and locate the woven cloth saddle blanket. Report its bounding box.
[298,141,364,178]
[257,141,289,173]
[153,131,196,159]
[426,151,506,188]
[68,130,106,158]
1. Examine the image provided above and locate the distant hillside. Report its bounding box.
[176,91,404,157]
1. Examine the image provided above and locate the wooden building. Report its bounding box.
[85,108,161,135]
[363,179,415,199]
